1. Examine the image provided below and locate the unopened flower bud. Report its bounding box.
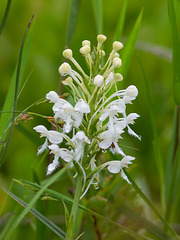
[80,45,91,56]
[114,73,123,81]
[113,41,123,51]
[125,85,138,98]
[62,76,73,86]
[113,57,122,68]
[100,50,105,57]
[82,40,91,47]
[58,62,71,75]
[97,34,107,44]
[113,53,119,58]
[94,74,104,87]
[63,49,73,59]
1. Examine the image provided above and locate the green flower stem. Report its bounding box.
[65,173,83,240]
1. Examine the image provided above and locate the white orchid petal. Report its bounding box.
[72,111,83,128]
[107,161,121,174]
[99,110,109,121]
[34,125,48,135]
[127,126,141,140]
[99,138,112,149]
[47,130,63,144]
[121,170,131,184]
[46,91,59,103]
[59,149,73,162]
[37,139,48,155]
[47,157,59,175]
[75,99,90,113]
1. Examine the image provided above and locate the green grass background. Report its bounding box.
[0,0,179,239]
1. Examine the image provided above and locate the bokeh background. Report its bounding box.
[0,0,177,239]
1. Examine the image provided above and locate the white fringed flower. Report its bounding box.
[34,35,140,195]
[72,131,90,162]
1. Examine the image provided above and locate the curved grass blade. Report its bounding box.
[113,0,128,41]
[123,169,179,238]
[168,0,180,105]
[2,164,69,240]
[138,57,165,208]
[0,0,12,34]
[119,9,143,78]
[92,0,103,34]
[66,0,81,47]
[165,145,180,225]
[2,188,66,239]
[0,14,35,167]
[16,179,175,240]
[118,204,175,240]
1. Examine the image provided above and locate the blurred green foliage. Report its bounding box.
[1,0,180,239]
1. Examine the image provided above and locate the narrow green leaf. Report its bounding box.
[0,14,35,167]
[164,107,179,206]
[168,0,180,104]
[16,179,174,240]
[92,0,103,34]
[66,0,81,47]
[119,9,143,78]
[118,204,175,240]
[0,206,22,239]
[165,145,180,224]
[113,0,128,41]
[0,0,12,34]
[2,164,69,239]
[123,169,178,238]
[2,188,66,239]
[138,57,165,208]
[62,199,70,227]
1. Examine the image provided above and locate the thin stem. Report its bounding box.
[65,173,83,240]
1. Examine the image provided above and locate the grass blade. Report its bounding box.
[123,169,178,238]
[168,0,180,105]
[119,9,143,78]
[113,0,128,41]
[2,164,69,240]
[0,0,12,34]
[66,0,81,47]
[165,143,180,224]
[2,188,66,239]
[92,0,103,34]
[0,14,35,167]
[118,204,175,240]
[16,179,175,240]
[138,57,165,208]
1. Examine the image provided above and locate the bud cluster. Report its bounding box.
[34,35,140,197]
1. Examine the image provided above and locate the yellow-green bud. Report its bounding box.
[80,45,91,56]
[58,62,71,75]
[113,41,123,51]
[97,34,107,44]
[114,73,123,81]
[63,49,73,59]
[113,53,119,59]
[82,40,91,47]
[113,57,122,68]
[100,50,105,57]
[62,76,73,86]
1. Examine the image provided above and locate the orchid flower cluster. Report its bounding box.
[34,34,140,197]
